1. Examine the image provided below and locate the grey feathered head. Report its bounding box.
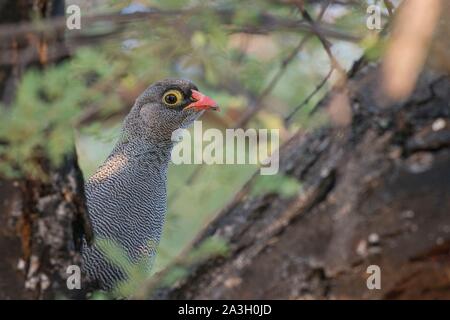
[122,79,218,144]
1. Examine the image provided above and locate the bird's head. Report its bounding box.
[123,79,219,144]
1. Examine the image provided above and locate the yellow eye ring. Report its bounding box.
[162,90,183,107]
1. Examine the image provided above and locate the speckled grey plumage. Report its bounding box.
[81,79,204,291]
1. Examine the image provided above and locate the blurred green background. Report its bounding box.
[0,0,385,277]
[70,0,369,273]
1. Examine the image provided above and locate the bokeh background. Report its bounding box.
[62,0,371,273]
[8,0,448,298]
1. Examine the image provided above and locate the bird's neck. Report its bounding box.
[114,133,174,166]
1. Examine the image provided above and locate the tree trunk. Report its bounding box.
[0,0,92,299]
[157,60,450,299]
[0,156,92,299]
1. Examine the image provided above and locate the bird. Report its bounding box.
[81,79,218,291]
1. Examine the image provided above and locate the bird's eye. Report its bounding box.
[163,90,183,107]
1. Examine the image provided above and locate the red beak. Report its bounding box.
[185,90,219,111]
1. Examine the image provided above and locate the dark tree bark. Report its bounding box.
[0,0,92,299]
[0,155,92,299]
[156,60,450,299]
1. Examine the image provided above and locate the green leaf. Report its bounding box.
[251,174,302,198]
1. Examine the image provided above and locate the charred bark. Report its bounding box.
[0,0,92,299]
[157,61,450,299]
[0,155,92,299]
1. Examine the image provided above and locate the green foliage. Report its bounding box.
[250,173,302,198]
[186,235,229,263]
[0,66,82,177]
[96,237,157,297]
[159,235,229,288]
[333,2,369,34]
[361,35,387,61]
[94,235,228,298]
[0,47,124,178]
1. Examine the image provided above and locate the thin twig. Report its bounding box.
[0,9,362,45]
[284,67,334,124]
[233,35,311,129]
[383,0,395,16]
[295,0,345,76]
[234,0,333,129]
